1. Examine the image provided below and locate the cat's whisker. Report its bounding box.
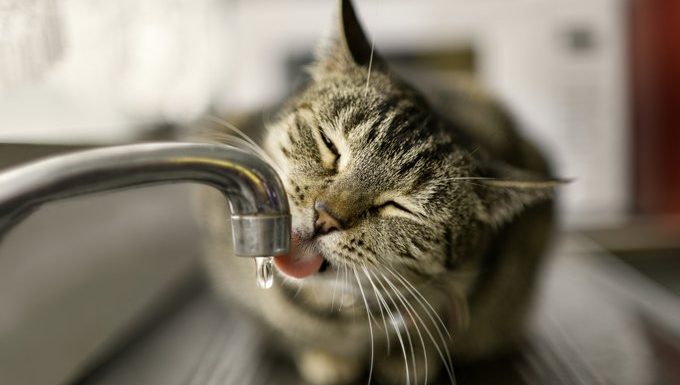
[293,280,305,299]
[446,180,496,190]
[362,264,405,367]
[378,271,435,383]
[204,115,263,154]
[330,262,341,310]
[372,269,428,385]
[340,262,348,311]
[361,263,392,353]
[261,108,274,130]
[198,130,284,178]
[370,264,401,357]
[369,267,423,385]
[364,41,375,96]
[198,124,259,156]
[439,177,497,181]
[389,272,456,381]
[341,261,351,312]
[385,268,457,384]
[360,263,410,385]
[363,0,376,96]
[352,264,375,385]
[202,115,284,176]
[390,268,453,341]
[381,271,457,385]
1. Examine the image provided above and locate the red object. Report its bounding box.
[631,0,680,215]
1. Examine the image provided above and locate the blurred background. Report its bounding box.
[1,0,679,384]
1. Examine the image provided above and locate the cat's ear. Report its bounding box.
[473,162,567,226]
[339,0,376,66]
[313,0,384,74]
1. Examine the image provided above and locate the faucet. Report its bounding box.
[0,142,290,257]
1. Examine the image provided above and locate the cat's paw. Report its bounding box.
[297,349,362,385]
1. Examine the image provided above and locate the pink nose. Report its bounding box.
[314,201,342,235]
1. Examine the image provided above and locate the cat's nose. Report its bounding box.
[314,201,343,235]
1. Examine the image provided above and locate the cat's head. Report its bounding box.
[264,0,556,288]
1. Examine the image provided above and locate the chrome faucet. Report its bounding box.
[0,142,290,258]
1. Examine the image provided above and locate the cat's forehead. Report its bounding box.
[298,73,429,135]
[289,82,450,185]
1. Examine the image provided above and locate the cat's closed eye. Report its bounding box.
[377,200,411,213]
[372,197,418,219]
[316,127,340,170]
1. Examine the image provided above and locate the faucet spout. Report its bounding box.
[0,142,290,256]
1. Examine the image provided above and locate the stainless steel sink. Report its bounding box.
[0,178,203,385]
[75,233,680,385]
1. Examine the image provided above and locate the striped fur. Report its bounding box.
[197,1,557,384]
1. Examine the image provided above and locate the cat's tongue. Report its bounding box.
[273,235,324,279]
[273,252,324,279]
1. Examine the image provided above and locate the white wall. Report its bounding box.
[0,0,235,143]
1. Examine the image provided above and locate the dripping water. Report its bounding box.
[255,256,274,289]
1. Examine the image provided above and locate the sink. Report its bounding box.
[0,144,206,385]
[71,234,680,385]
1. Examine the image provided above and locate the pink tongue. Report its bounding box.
[274,253,324,278]
[273,235,324,279]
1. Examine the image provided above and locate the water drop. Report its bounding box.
[255,256,274,289]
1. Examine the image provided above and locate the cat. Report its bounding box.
[195,1,559,384]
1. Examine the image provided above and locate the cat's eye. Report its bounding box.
[372,191,424,220]
[316,128,340,170]
[373,200,418,219]
[319,130,338,156]
[378,201,413,214]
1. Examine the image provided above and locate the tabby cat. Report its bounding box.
[197,1,558,384]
